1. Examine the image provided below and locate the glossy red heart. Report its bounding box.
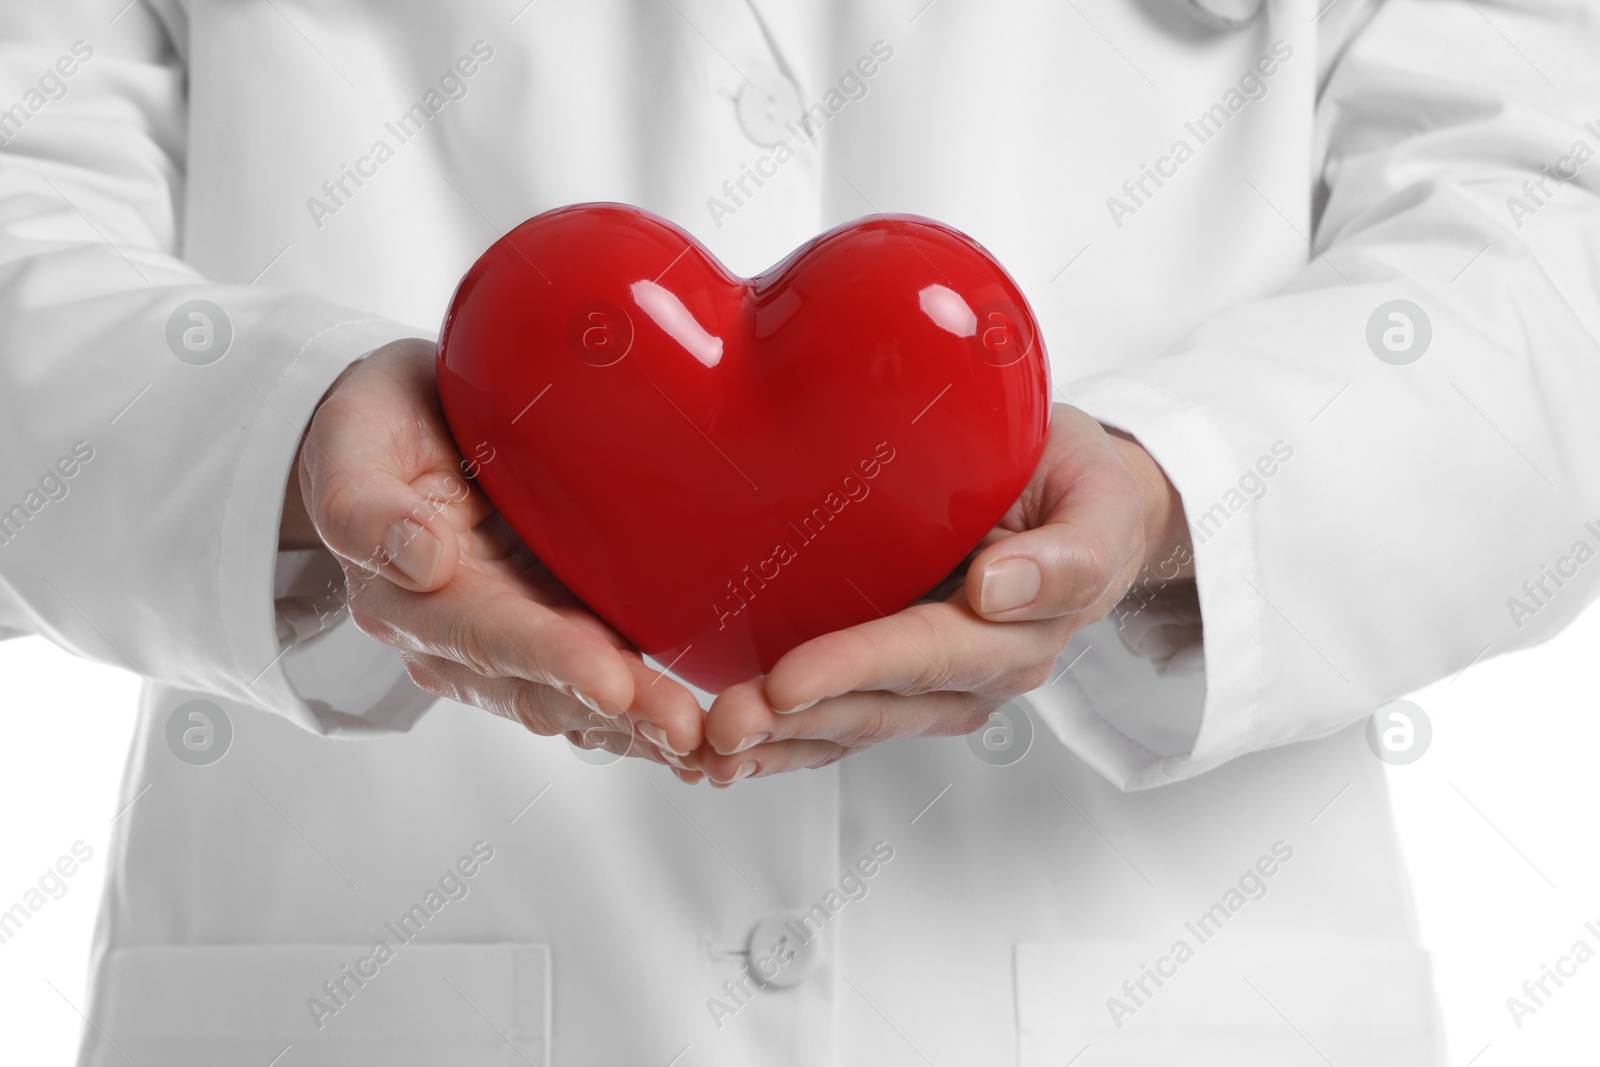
[436,203,1050,692]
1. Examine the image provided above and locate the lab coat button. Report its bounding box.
[735,71,802,147]
[746,912,819,989]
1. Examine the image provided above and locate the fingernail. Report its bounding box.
[719,731,769,756]
[673,767,705,786]
[710,761,758,787]
[980,557,1041,614]
[638,722,689,757]
[562,685,608,717]
[656,742,700,771]
[383,519,442,586]
[773,698,820,715]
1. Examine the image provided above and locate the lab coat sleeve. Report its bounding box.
[0,6,436,734]
[1034,0,1600,789]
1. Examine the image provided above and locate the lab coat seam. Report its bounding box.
[287,318,398,366]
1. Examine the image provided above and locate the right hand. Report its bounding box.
[291,339,706,779]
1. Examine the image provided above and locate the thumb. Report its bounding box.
[298,343,466,592]
[966,438,1145,623]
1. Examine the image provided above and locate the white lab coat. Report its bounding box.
[1,0,1596,1063]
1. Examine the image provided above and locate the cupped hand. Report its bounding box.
[695,404,1191,786]
[286,338,706,778]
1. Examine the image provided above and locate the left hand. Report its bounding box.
[696,404,1192,786]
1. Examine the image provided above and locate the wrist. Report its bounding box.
[1105,428,1192,582]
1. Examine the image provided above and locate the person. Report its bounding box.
[1,1,1595,1063]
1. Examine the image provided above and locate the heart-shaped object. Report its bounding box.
[437,203,1050,692]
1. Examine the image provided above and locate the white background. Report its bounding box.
[2,602,1597,1065]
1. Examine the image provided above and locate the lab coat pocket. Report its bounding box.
[1015,938,1442,1067]
[83,942,551,1067]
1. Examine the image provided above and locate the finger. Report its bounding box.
[397,639,702,767]
[563,727,705,776]
[404,652,689,772]
[480,546,636,652]
[700,738,851,786]
[969,412,1145,621]
[301,340,474,592]
[621,652,705,764]
[704,678,987,756]
[761,600,1064,713]
[562,726,674,767]
[402,650,610,736]
[351,562,637,712]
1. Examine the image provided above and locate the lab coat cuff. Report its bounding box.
[219,315,437,736]
[1029,372,1266,789]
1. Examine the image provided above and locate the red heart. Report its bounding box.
[437,204,1050,692]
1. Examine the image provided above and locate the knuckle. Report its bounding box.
[563,723,614,749]
[959,709,996,736]
[457,638,497,678]
[842,705,897,747]
[917,698,994,740]
[913,666,959,697]
[564,726,621,752]
[438,615,497,677]
[309,475,364,559]
[346,603,379,637]
[400,654,446,696]
[1057,539,1114,609]
[507,684,562,736]
[924,708,989,740]
[339,559,375,595]
[897,612,963,695]
[346,598,394,643]
[811,745,851,770]
[1014,658,1056,693]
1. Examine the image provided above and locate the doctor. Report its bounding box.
[1,1,1596,1064]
